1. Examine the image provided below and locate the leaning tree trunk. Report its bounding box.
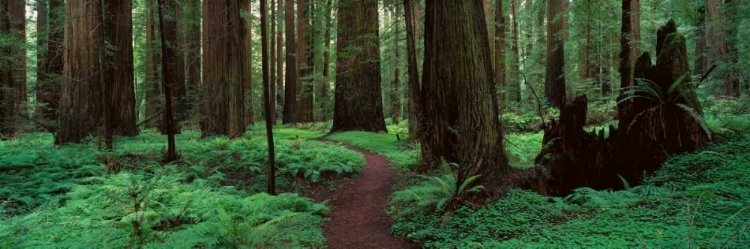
[103,0,138,136]
[422,0,510,197]
[58,0,104,144]
[330,0,387,133]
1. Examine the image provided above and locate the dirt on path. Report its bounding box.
[307,143,411,249]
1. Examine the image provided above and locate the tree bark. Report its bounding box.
[260,0,277,195]
[145,0,162,129]
[156,0,178,162]
[103,0,138,136]
[240,0,253,127]
[545,0,566,108]
[297,0,314,122]
[228,0,246,136]
[618,0,635,115]
[276,0,285,120]
[422,0,510,196]
[390,7,402,125]
[203,0,245,136]
[508,0,521,103]
[270,0,277,124]
[184,0,201,120]
[495,0,506,111]
[58,0,104,144]
[7,0,24,105]
[1,0,12,136]
[331,0,387,133]
[404,0,421,141]
[157,0,185,134]
[282,0,298,124]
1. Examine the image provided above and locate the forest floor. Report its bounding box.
[306,143,410,249]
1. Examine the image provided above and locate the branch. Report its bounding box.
[15,112,57,133]
[520,72,547,129]
[136,110,164,127]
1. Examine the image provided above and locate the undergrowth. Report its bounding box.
[390,134,750,248]
[0,127,366,247]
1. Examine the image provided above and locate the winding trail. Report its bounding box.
[309,143,410,249]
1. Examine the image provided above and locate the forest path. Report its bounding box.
[308,142,410,249]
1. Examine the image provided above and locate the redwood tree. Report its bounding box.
[495,0,506,110]
[282,0,298,124]
[145,0,162,128]
[103,0,138,136]
[421,0,509,196]
[404,0,421,140]
[330,0,387,133]
[36,0,64,122]
[545,0,566,108]
[297,0,314,122]
[184,0,201,118]
[241,0,254,125]
[202,0,245,136]
[58,0,104,144]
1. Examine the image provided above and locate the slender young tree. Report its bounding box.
[7,0,24,105]
[390,6,402,125]
[545,0,566,108]
[156,0,178,162]
[260,0,277,195]
[331,0,387,133]
[58,0,105,144]
[37,0,63,122]
[282,0,298,123]
[508,0,521,102]
[421,0,509,196]
[103,0,138,137]
[618,0,636,114]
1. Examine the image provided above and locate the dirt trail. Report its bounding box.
[309,143,410,249]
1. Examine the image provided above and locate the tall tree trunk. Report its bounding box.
[184,0,201,120]
[203,0,245,136]
[706,0,739,97]
[58,0,104,144]
[313,0,328,122]
[508,0,521,103]
[240,0,253,126]
[7,0,24,106]
[145,0,162,129]
[404,0,421,141]
[319,0,333,121]
[282,0,298,124]
[297,0,314,122]
[545,0,566,108]
[1,0,13,136]
[495,0,506,111]
[482,0,494,65]
[270,0,277,124]
[390,7,401,125]
[260,0,277,195]
[331,0,387,133]
[276,0,285,119]
[103,0,138,136]
[35,0,64,122]
[422,0,509,196]
[158,0,185,134]
[156,0,178,162]
[228,0,246,136]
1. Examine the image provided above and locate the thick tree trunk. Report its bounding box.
[422,0,510,197]
[282,0,298,124]
[1,0,12,136]
[404,0,421,141]
[495,0,506,111]
[706,0,739,97]
[331,0,386,133]
[545,0,566,108]
[240,0,253,126]
[7,0,24,105]
[228,0,246,136]
[58,0,104,144]
[184,0,201,120]
[202,0,239,136]
[297,0,314,122]
[145,0,162,129]
[103,0,138,137]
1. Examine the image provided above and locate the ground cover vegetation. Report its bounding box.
[1,0,749,247]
